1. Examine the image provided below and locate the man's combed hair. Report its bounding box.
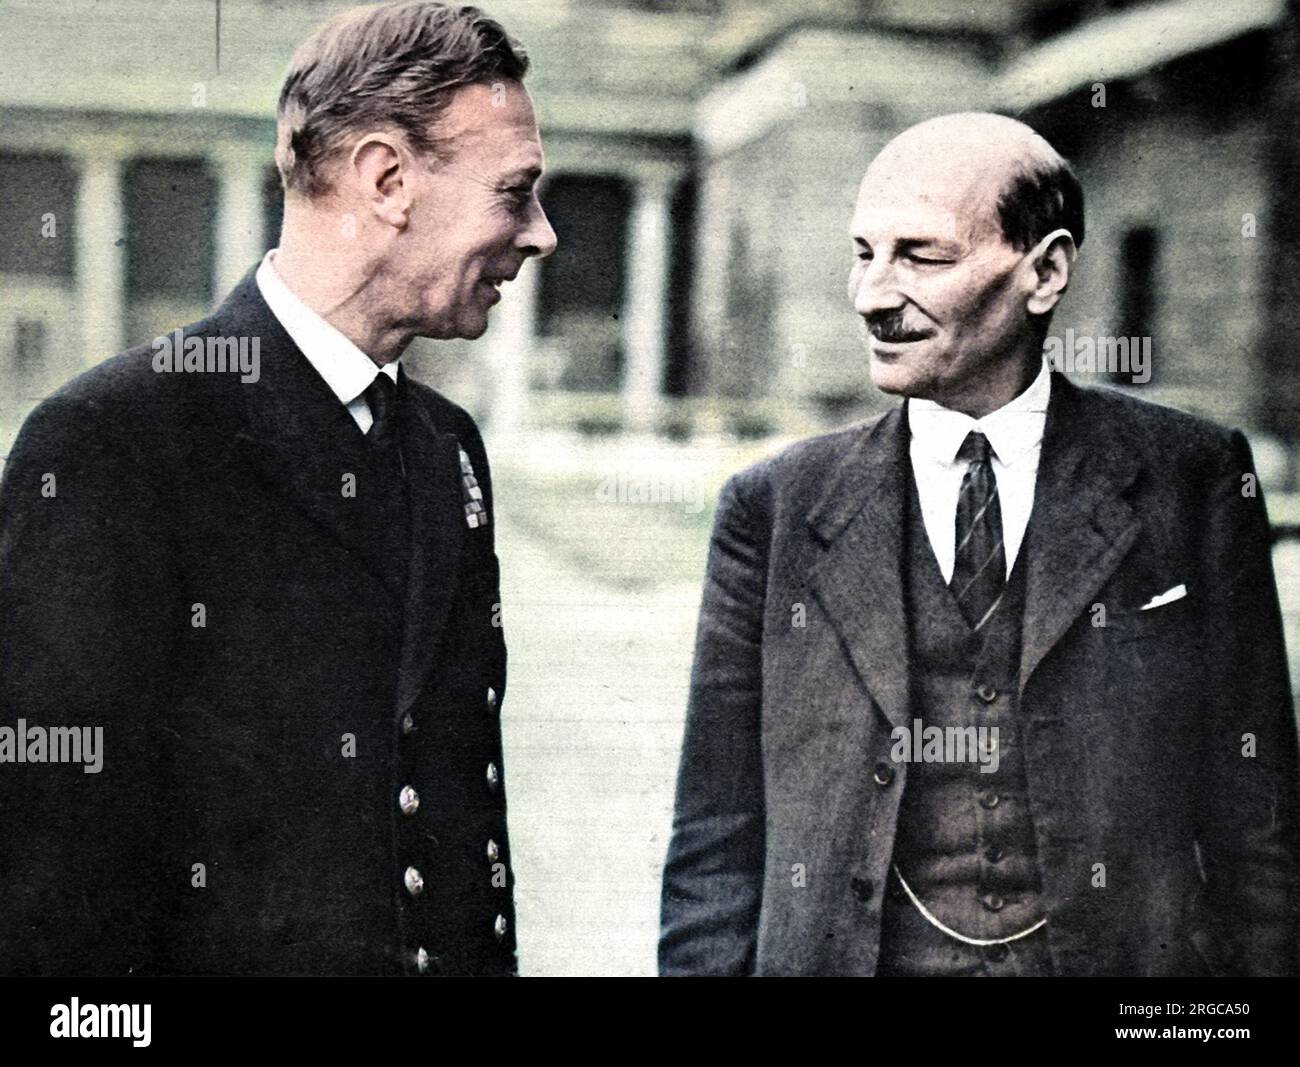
[996,155,1086,252]
[275,1,529,198]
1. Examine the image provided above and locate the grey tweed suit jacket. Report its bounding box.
[660,374,1300,976]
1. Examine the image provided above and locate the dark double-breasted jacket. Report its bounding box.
[0,272,515,976]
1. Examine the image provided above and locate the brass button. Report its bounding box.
[486,762,499,793]
[975,684,998,704]
[403,866,424,897]
[984,845,1004,864]
[398,785,419,816]
[982,892,1005,912]
[493,913,508,941]
[486,839,500,863]
[415,946,429,973]
[400,712,416,736]
[872,762,894,787]
[979,791,1000,810]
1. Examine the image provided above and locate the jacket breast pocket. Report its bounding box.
[1105,591,1195,644]
[1101,593,1203,721]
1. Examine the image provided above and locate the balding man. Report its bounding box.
[659,112,1300,976]
[0,2,555,975]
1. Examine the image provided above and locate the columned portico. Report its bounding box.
[483,255,541,439]
[214,145,268,301]
[620,167,675,435]
[74,144,126,365]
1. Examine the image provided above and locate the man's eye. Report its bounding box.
[907,253,952,265]
[855,249,873,261]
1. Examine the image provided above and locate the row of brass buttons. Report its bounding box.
[412,914,509,973]
[396,765,495,818]
[400,686,497,739]
[408,685,506,973]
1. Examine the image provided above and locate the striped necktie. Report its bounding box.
[950,430,1006,630]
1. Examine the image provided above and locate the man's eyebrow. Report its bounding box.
[895,235,961,249]
[499,165,542,185]
[849,234,961,250]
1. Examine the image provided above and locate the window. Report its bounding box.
[1117,225,1158,383]
[0,152,76,279]
[536,175,631,392]
[124,158,217,303]
[11,318,48,382]
[262,163,284,253]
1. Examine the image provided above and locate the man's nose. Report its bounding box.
[850,256,904,318]
[518,198,558,260]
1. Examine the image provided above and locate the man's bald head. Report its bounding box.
[847,112,1083,416]
[865,112,1084,252]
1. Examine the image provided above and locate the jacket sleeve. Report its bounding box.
[0,394,177,975]
[659,469,769,975]
[1195,428,1300,976]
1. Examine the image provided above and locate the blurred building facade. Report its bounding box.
[1,0,1297,488]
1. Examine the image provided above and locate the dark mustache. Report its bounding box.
[866,309,931,343]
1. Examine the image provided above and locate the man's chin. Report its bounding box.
[418,313,490,342]
[869,353,925,399]
[459,315,490,341]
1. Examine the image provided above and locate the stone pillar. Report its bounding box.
[75,148,125,363]
[214,145,267,302]
[484,254,540,440]
[621,168,675,435]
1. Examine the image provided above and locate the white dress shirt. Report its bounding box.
[907,357,1052,584]
[255,250,398,433]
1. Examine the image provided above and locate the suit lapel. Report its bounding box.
[1018,374,1142,693]
[216,271,475,711]
[807,406,912,730]
[218,273,403,614]
[395,389,466,715]
[804,375,1145,720]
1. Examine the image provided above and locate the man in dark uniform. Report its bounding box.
[0,1,556,976]
[660,112,1300,976]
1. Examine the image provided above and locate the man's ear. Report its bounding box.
[349,133,411,230]
[1024,227,1076,315]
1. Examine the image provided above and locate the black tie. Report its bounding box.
[360,369,410,597]
[950,430,1006,630]
[364,369,409,480]
[364,371,399,450]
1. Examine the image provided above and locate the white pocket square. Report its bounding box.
[1139,583,1187,611]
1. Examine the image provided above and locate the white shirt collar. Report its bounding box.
[255,250,398,403]
[907,356,1052,468]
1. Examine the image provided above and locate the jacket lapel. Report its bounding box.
[804,374,1145,721]
[1018,374,1142,693]
[218,272,402,615]
[395,389,466,716]
[807,406,912,730]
